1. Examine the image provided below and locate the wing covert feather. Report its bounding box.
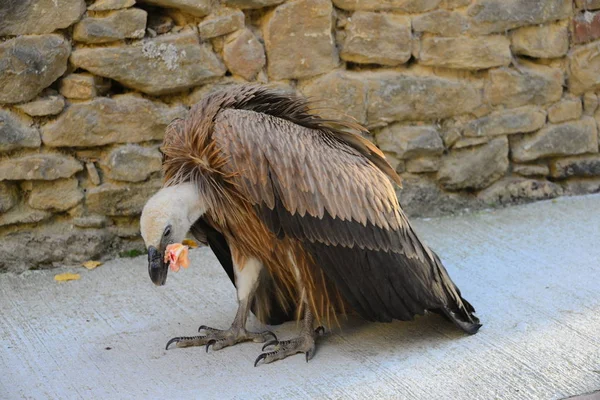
[213,108,401,236]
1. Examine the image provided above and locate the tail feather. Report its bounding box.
[440,306,482,335]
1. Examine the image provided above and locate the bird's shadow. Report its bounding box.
[256,311,469,360]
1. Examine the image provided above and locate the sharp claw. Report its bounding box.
[254,353,267,367]
[205,339,216,353]
[198,325,208,333]
[306,348,314,362]
[262,339,278,351]
[165,337,181,350]
[315,326,325,336]
[264,331,277,342]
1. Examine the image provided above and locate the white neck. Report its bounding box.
[140,182,206,248]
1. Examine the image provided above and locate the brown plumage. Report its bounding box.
[158,84,481,337]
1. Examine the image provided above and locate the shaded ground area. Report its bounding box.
[1,195,599,399]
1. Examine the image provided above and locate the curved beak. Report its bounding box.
[148,246,169,286]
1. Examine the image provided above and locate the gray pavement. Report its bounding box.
[1,195,600,400]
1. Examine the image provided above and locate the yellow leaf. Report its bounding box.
[182,239,199,249]
[82,260,102,270]
[54,273,81,282]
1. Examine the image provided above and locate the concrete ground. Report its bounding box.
[1,195,600,400]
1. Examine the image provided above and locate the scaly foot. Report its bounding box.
[254,326,325,366]
[165,325,277,352]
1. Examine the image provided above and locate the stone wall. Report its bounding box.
[2,0,600,272]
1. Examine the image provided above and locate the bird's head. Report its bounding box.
[140,182,205,286]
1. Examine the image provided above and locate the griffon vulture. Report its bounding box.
[140,85,481,366]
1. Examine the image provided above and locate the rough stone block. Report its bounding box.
[573,11,600,44]
[72,215,108,228]
[440,0,471,8]
[397,173,478,218]
[568,41,600,95]
[0,0,85,35]
[110,217,142,238]
[561,177,600,195]
[376,125,444,159]
[86,163,102,186]
[583,92,598,115]
[136,0,212,16]
[513,163,550,177]
[101,145,162,182]
[223,29,266,81]
[510,21,569,59]
[0,204,51,227]
[341,12,411,66]
[440,127,461,147]
[463,106,546,137]
[70,32,226,95]
[576,0,600,10]
[300,70,368,124]
[437,136,508,190]
[264,0,338,80]
[477,177,563,205]
[550,155,600,178]
[198,8,245,39]
[88,0,136,10]
[332,0,441,12]
[73,8,147,44]
[85,179,162,216]
[548,98,583,123]
[452,137,490,149]
[412,10,470,36]
[406,157,441,173]
[467,0,572,34]
[419,35,511,70]
[511,117,598,162]
[42,95,186,147]
[14,95,65,117]
[59,73,111,100]
[148,14,174,35]
[0,223,112,272]
[485,63,563,108]
[366,70,483,126]
[224,0,284,8]
[0,109,41,153]
[0,154,83,181]
[0,182,19,213]
[0,35,70,104]
[29,178,84,211]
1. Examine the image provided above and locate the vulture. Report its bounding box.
[140,84,481,367]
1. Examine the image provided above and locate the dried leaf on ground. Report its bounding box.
[54,273,81,282]
[82,260,102,270]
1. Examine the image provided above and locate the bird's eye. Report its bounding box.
[164,226,172,237]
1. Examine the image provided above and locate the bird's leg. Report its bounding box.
[166,258,276,351]
[254,306,325,366]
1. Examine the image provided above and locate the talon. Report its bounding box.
[305,348,314,362]
[262,339,278,351]
[315,326,325,336]
[165,337,181,350]
[205,339,216,353]
[254,353,267,367]
[264,331,277,342]
[198,325,208,333]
